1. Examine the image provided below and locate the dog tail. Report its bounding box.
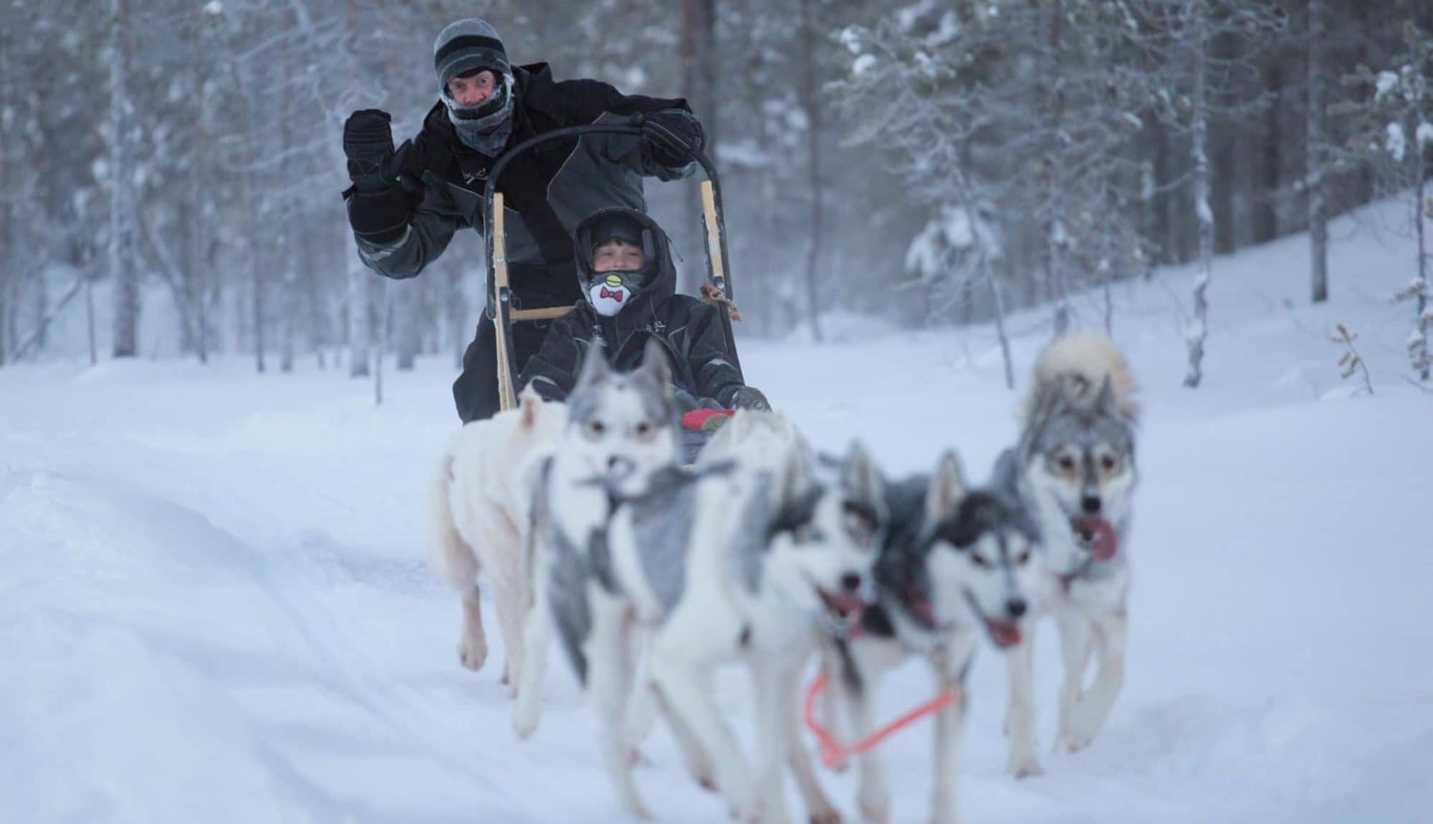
[1023,329,1139,425]
[427,434,481,589]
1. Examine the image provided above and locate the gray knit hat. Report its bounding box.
[433,18,510,91]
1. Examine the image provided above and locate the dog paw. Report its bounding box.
[512,703,539,740]
[808,808,843,824]
[458,634,488,672]
[1007,753,1043,779]
[1059,728,1093,753]
[857,792,890,823]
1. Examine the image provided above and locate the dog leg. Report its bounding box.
[779,661,841,824]
[491,571,528,698]
[1054,607,1094,753]
[751,658,795,824]
[929,641,973,824]
[1065,608,1127,751]
[623,629,660,764]
[649,653,758,822]
[817,651,851,774]
[589,596,651,820]
[1004,632,1042,778]
[459,584,489,672]
[841,670,890,824]
[651,686,718,791]
[512,574,551,739]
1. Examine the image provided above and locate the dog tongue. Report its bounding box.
[827,591,864,619]
[988,621,1023,648]
[1077,516,1119,561]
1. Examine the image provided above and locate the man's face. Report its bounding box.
[447,69,499,107]
[593,240,645,273]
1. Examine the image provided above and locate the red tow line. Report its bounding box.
[802,672,958,770]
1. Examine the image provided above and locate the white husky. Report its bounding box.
[520,353,888,823]
[993,329,1140,774]
[427,386,566,690]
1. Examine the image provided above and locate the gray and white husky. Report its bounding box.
[822,452,1042,824]
[992,329,1140,773]
[519,351,889,823]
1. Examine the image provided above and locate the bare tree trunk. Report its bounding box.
[396,284,420,370]
[347,245,371,378]
[799,0,824,342]
[1044,0,1070,336]
[374,279,388,406]
[1414,151,1429,381]
[109,0,140,359]
[1307,0,1329,304]
[1255,60,1281,244]
[1185,1,1211,389]
[988,260,1014,390]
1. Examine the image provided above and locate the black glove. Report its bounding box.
[342,110,422,244]
[730,386,771,411]
[343,109,396,182]
[641,109,704,169]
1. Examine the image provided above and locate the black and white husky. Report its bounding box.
[992,329,1140,774]
[823,452,1042,824]
[516,344,889,822]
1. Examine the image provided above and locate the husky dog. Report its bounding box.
[427,385,566,688]
[824,452,1041,824]
[522,393,888,822]
[512,338,682,742]
[994,329,1139,772]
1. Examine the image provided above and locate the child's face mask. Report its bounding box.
[587,272,638,316]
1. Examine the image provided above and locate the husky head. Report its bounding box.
[1019,374,1137,565]
[762,439,887,637]
[875,452,1040,649]
[563,338,681,495]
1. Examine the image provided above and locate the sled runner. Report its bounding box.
[482,123,743,413]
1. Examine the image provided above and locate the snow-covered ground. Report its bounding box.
[3,199,1431,823]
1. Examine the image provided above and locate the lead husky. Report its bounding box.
[994,329,1139,773]
[823,452,1042,824]
[518,346,888,822]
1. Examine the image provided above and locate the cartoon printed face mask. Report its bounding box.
[587,272,639,317]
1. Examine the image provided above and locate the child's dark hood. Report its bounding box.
[572,207,678,326]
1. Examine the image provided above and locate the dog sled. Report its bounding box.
[482,123,744,420]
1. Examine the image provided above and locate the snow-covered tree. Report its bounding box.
[1336,20,1433,382]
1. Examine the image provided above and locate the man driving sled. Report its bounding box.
[341,18,707,422]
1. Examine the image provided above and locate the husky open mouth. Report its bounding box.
[815,586,865,625]
[963,589,1024,648]
[984,619,1023,648]
[1071,515,1119,561]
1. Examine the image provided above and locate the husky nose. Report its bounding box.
[1080,495,1102,514]
[608,455,633,476]
[1006,597,1028,619]
[840,572,863,593]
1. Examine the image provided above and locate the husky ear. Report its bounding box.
[1094,374,1117,414]
[638,338,674,397]
[574,340,609,391]
[776,441,814,507]
[841,439,885,510]
[518,384,543,430]
[925,450,967,525]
